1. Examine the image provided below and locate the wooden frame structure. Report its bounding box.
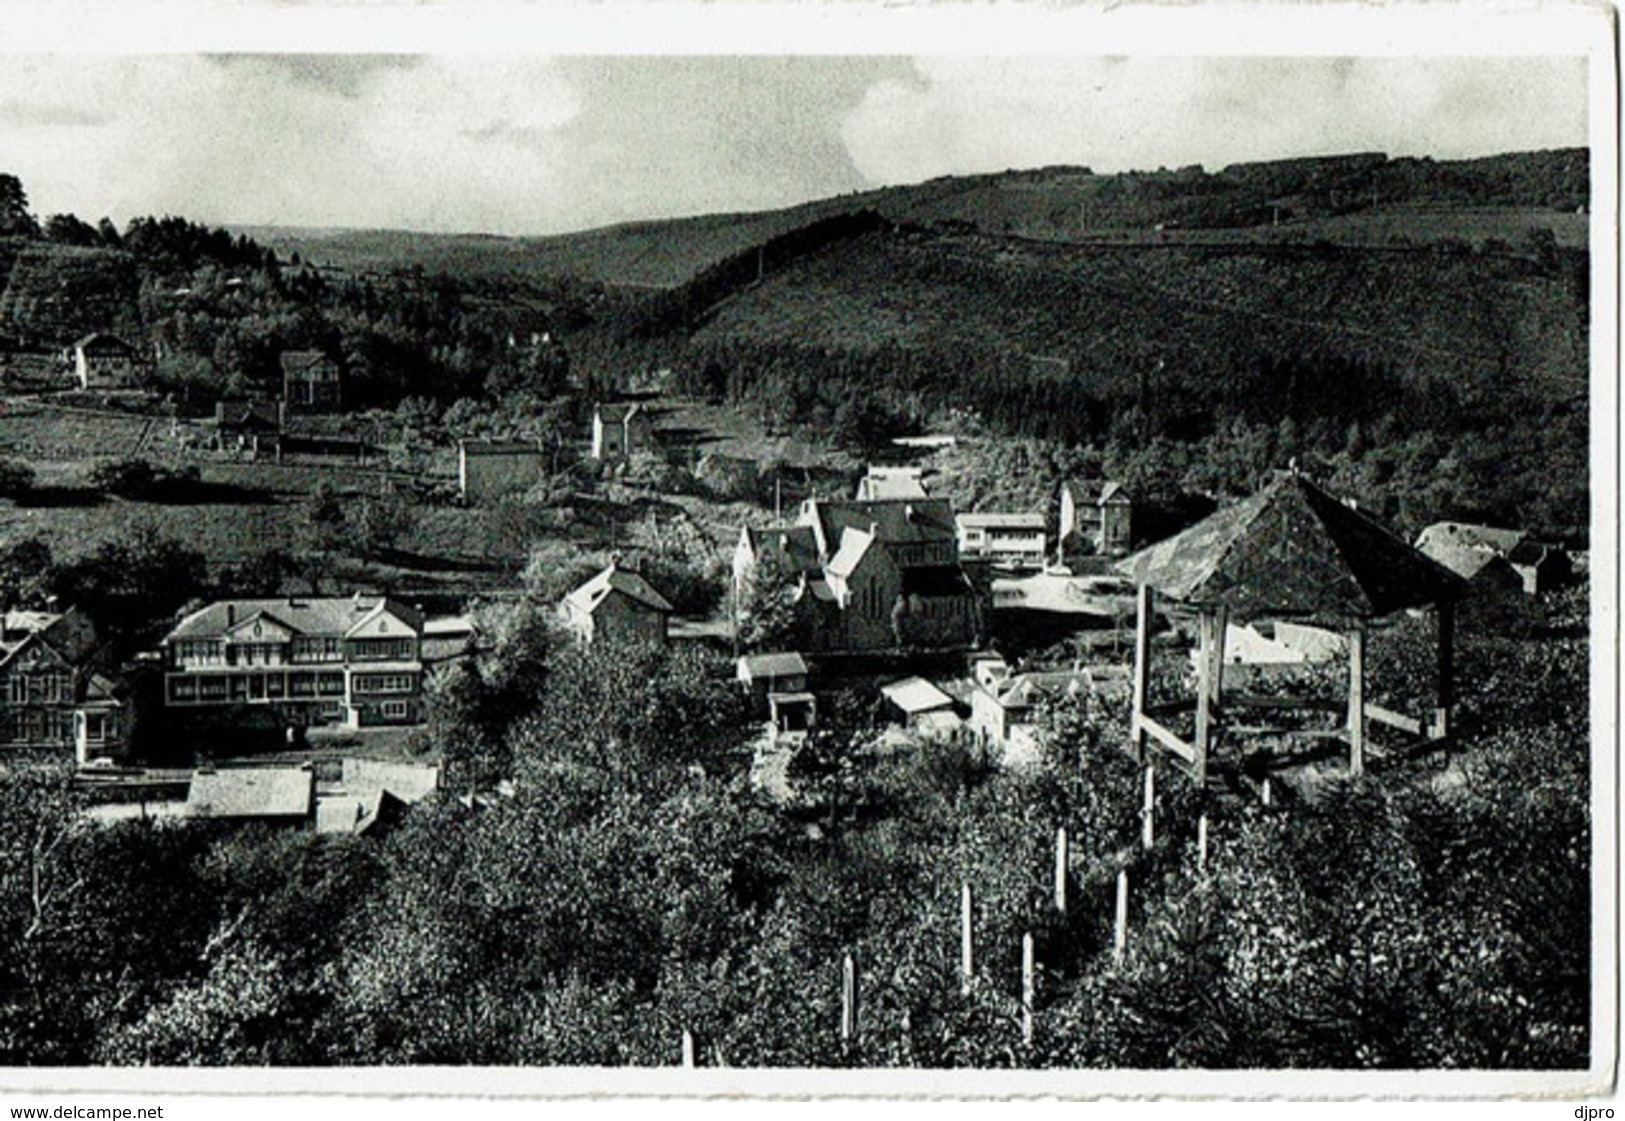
[1121,471,1466,785]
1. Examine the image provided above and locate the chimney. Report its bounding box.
[904,504,917,523]
[226,604,236,628]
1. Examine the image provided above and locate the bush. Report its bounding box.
[0,457,35,498]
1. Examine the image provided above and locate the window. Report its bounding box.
[381,700,410,720]
[292,637,343,663]
[169,676,199,702]
[317,673,345,697]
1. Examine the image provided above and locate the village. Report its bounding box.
[0,330,1580,836]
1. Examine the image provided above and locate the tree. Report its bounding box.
[48,523,209,651]
[299,480,348,558]
[42,213,100,247]
[0,538,53,610]
[352,489,416,559]
[0,458,34,499]
[736,548,806,653]
[0,175,37,238]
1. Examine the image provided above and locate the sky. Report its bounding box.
[0,53,1590,238]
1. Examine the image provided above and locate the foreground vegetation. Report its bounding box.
[0,584,1589,1067]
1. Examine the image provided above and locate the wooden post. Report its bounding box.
[1140,764,1155,851]
[1113,870,1129,964]
[1209,605,1229,707]
[960,883,974,995]
[1130,584,1154,761]
[1261,777,1273,807]
[841,953,857,1044]
[1433,601,1455,740]
[1021,931,1036,1045]
[1053,827,1069,915]
[1197,813,1209,871]
[681,1028,695,1069]
[1193,608,1213,785]
[1347,623,1366,776]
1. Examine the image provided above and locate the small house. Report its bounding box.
[212,399,284,457]
[1059,480,1133,560]
[280,351,343,413]
[458,439,546,504]
[1415,522,1571,596]
[558,560,673,647]
[591,403,653,461]
[0,608,129,764]
[879,676,961,739]
[737,651,810,707]
[72,333,141,390]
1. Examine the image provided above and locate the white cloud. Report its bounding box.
[840,57,1588,184]
[0,54,1591,236]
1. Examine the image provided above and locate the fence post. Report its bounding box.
[841,953,858,1044]
[1141,763,1156,851]
[1113,869,1129,965]
[1261,777,1273,808]
[1197,813,1209,872]
[681,1028,695,1069]
[960,883,974,996]
[1053,827,1069,915]
[1021,931,1036,1046]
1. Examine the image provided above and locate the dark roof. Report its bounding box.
[803,498,956,555]
[279,350,336,374]
[214,399,282,432]
[900,565,975,598]
[1064,479,1130,506]
[562,563,674,615]
[166,597,424,642]
[595,402,642,424]
[0,608,99,667]
[1117,473,1465,619]
[743,525,822,576]
[74,332,135,354]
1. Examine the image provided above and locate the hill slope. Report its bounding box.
[239,148,1590,290]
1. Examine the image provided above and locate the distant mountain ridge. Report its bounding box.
[234,147,1589,290]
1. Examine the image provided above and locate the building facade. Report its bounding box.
[591,403,652,460]
[280,351,343,413]
[956,512,1047,567]
[72,333,140,390]
[1059,480,1134,560]
[161,597,435,728]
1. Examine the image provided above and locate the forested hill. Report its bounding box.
[241,147,1589,290]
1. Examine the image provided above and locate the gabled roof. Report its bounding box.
[1064,479,1130,507]
[1118,472,1464,619]
[827,527,877,579]
[214,399,282,432]
[800,497,956,557]
[562,563,674,615]
[594,402,642,424]
[279,350,337,374]
[741,525,822,576]
[737,652,808,681]
[166,597,423,642]
[0,609,99,667]
[1415,521,1526,558]
[74,332,135,354]
[880,676,956,715]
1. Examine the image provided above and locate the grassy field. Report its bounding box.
[0,401,152,459]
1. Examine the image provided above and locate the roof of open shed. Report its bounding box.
[1117,472,1464,619]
